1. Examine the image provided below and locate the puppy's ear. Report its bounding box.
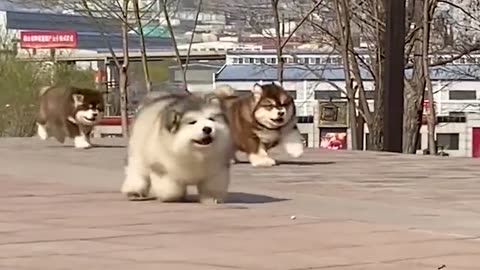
[164,110,181,133]
[204,93,221,105]
[72,94,85,107]
[251,83,263,102]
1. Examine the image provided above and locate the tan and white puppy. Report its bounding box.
[121,91,233,204]
[36,85,104,149]
[216,82,304,167]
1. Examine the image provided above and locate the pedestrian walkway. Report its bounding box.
[1,138,479,269]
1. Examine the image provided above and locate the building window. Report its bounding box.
[286,90,297,99]
[315,90,341,100]
[297,115,314,123]
[331,57,341,64]
[266,57,276,64]
[449,90,477,100]
[364,90,375,100]
[295,57,306,64]
[301,133,308,147]
[437,133,459,150]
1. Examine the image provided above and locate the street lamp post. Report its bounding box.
[383,0,407,153]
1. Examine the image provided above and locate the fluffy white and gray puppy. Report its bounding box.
[121,91,234,204]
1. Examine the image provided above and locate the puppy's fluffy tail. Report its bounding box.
[213,84,235,99]
[38,86,51,96]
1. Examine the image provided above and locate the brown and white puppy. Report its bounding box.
[36,85,104,149]
[216,82,304,167]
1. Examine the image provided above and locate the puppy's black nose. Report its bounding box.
[278,111,285,116]
[202,127,212,134]
[92,112,98,117]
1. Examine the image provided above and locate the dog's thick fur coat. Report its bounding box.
[215,83,304,167]
[36,85,104,149]
[121,91,233,204]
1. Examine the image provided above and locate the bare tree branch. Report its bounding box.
[184,0,203,84]
[160,0,189,93]
[280,0,324,49]
[132,0,152,92]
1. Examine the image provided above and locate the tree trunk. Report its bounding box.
[271,0,284,84]
[119,0,130,138]
[403,0,426,153]
[348,93,359,150]
[333,0,364,150]
[368,0,386,151]
[119,66,129,138]
[423,0,437,155]
[356,114,365,149]
[368,64,385,150]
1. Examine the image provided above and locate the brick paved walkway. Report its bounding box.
[1,138,480,269]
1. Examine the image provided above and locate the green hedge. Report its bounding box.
[0,57,95,137]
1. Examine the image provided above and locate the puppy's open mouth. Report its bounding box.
[271,118,284,124]
[193,136,213,146]
[83,117,96,122]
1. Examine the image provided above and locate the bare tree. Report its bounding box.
[77,0,130,137]
[118,0,130,138]
[154,0,207,94]
[132,0,152,93]
[422,0,438,155]
[159,0,189,92]
[184,0,203,91]
[304,0,480,152]
[270,0,284,84]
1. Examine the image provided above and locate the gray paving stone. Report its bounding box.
[1,137,480,269]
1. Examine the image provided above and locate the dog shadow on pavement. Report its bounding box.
[225,192,289,204]
[47,144,126,149]
[129,192,289,205]
[233,160,335,166]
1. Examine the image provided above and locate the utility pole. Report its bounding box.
[383,0,406,153]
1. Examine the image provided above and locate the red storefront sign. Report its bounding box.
[20,30,78,49]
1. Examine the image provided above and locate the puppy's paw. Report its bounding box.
[74,136,92,149]
[285,142,304,158]
[126,191,154,201]
[121,177,149,200]
[199,195,224,205]
[249,154,277,167]
[36,123,49,140]
[230,156,241,164]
